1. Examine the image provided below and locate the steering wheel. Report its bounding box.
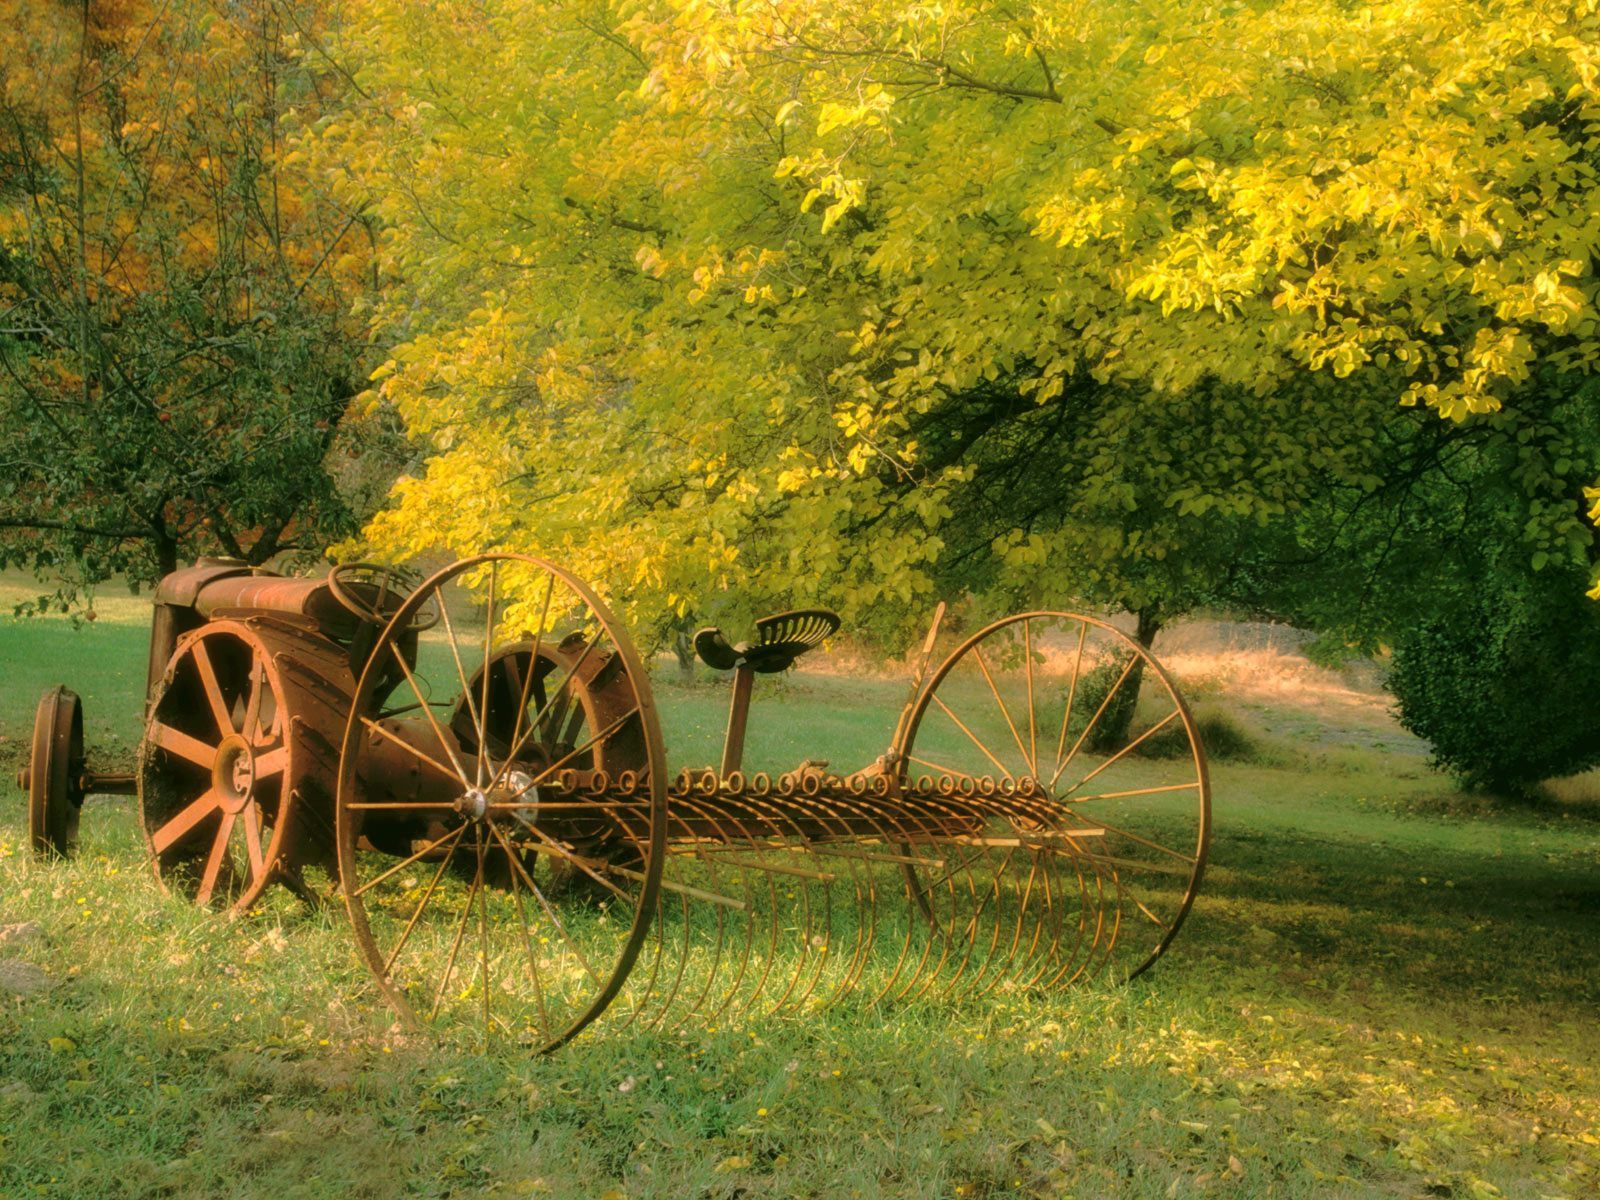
[326,563,438,633]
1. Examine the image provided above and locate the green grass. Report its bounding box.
[2,590,1598,1198]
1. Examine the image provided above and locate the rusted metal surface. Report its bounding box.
[17,551,1211,1054]
[139,614,354,910]
[21,686,84,855]
[19,687,139,856]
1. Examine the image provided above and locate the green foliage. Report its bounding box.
[1389,574,1600,794]
[311,0,1600,645]
[0,1,389,599]
[1231,376,1600,650]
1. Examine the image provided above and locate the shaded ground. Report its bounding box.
[1,580,1597,1198]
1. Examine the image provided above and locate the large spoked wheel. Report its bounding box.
[336,553,667,1052]
[139,622,301,911]
[24,686,85,856]
[892,612,1210,985]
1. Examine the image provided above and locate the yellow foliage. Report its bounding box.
[313,0,1600,628]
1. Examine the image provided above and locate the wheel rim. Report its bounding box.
[139,622,294,911]
[336,553,667,1052]
[28,686,84,857]
[892,612,1210,985]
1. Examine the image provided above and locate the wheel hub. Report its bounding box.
[455,787,489,821]
[212,735,256,814]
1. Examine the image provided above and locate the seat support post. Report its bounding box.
[720,664,756,777]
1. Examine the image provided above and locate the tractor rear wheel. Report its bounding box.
[139,616,351,911]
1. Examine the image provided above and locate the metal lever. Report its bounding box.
[720,663,756,777]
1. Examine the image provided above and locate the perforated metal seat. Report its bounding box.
[694,609,841,673]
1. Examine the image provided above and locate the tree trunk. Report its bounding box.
[153,528,180,578]
[1089,605,1161,753]
[673,625,696,681]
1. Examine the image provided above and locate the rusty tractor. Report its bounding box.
[17,554,1210,1050]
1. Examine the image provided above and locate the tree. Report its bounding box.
[1389,566,1600,794]
[0,0,388,606]
[315,0,1599,656]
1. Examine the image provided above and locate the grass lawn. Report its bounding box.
[1,580,1597,1199]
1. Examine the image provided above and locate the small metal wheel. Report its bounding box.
[139,618,350,911]
[336,553,667,1052]
[22,686,85,856]
[892,612,1210,987]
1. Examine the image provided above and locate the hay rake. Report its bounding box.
[17,553,1210,1050]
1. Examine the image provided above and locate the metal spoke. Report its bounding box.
[929,694,1016,781]
[476,825,492,1046]
[501,818,635,904]
[905,753,986,785]
[1079,850,1194,879]
[508,572,556,763]
[1064,781,1199,804]
[1059,709,1180,798]
[253,745,287,780]
[1051,623,1090,781]
[502,707,641,802]
[1071,814,1198,865]
[382,825,468,974]
[1024,620,1038,775]
[505,848,552,1041]
[488,822,601,985]
[430,831,485,1020]
[242,652,266,744]
[357,716,460,784]
[434,582,486,780]
[191,640,235,738]
[389,640,472,784]
[195,811,237,905]
[1049,653,1138,790]
[346,800,461,811]
[477,561,498,788]
[243,803,265,876]
[485,632,604,795]
[150,788,223,853]
[353,823,469,898]
[148,721,216,769]
[1127,893,1171,929]
[971,644,1032,775]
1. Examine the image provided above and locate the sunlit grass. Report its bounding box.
[2,597,1598,1198]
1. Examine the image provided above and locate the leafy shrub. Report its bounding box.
[1058,658,1141,753]
[1388,579,1600,795]
[1136,708,1261,763]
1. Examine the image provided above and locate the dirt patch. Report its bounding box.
[0,959,49,995]
[0,921,44,947]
